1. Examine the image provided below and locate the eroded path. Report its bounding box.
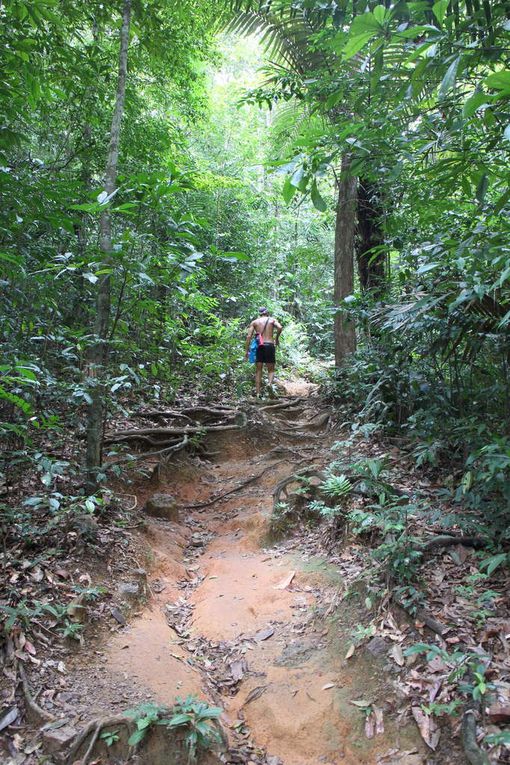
[78,385,427,765]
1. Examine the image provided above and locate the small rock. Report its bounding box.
[117,582,140,602]
[110,606,126,625]
[42,724,77,755]
[145,493,180,522]
[366,636,388,658]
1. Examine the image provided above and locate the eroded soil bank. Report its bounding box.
[65,386,431,765]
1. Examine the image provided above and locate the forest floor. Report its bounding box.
[2,381,509,765]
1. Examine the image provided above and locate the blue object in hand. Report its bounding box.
[248,337,258,363]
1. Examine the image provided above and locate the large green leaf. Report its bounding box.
[310,180,327,212]
[343,32,377,60]
[484,71,510,92]
[438,56,461,99]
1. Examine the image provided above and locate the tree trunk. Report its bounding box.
[356,178,386,294]
[334,155,357,367]
[85,0,131,492]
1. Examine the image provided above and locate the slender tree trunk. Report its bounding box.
[334,155,357,367]
[356,178,386,294]
[86,0,131,491]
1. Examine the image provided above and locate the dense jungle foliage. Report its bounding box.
[1,0,510,537]
[0,0,510,532]
[0,0,510,763]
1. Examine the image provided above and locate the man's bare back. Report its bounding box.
[245,308,283,397]
[251,315,279,342]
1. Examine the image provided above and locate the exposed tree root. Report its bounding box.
[185,459,288,509]
[105,412,247,444]
[258,398,306,412]
[462,693,490,765]
[391,595,449,636]
[18,663,56,723]
[418,534,487,551]
[273,469,324,508]
[66,715,134,765]
[107,435,189,466]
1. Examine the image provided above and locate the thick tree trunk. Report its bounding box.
[86,0,131,491]
[334,155,357,367]
[356,178,386,294]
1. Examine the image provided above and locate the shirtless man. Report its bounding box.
[245,307,283,397]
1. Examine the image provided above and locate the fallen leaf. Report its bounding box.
[230,659,247,682]
[24,640,37,656]
[322,683,335,690]
[374,706,384,735]
[254,627,274,641]
[242,686,267,707]
[0,707,18,732]
[345,644,355,659]
[427,655,447,673]
[274,571,296,590]
[365,713,375,739]
[350,699,371,708]
[390,644,404,667]
[487,704,510,724]
[411,706,440,750]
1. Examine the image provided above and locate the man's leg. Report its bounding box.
[267,363,275,386]
[255,362,263,396]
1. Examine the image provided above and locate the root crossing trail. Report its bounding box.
[91,385,427,765]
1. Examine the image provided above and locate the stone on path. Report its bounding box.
[366,635,389,658]
[145,493,180,522]
[42,724,77,756]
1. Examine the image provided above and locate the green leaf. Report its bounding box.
[484,71,510,92]
[128,728,147,746]
[0,251,24,268]
[290,165,306,190]
[432,0,449,25]
[439,56,461,99]
[350,12,380,35]
[372,5,389,24]
[480,553,507,576]
[343,32,376,60]
[394,25,438,39]
[504,124,510,142]
[310,181,327,212]
[494,187,510,214]
[222,251,249,261]
[167,713,192,727]
[462,91,487,118]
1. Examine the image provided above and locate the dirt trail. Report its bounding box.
[100,383,427,765]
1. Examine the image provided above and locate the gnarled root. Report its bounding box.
[17,662,56,723]
[66,715,134,765]
[462,691,490,765]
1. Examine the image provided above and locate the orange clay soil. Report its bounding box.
[94,387,428,765]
